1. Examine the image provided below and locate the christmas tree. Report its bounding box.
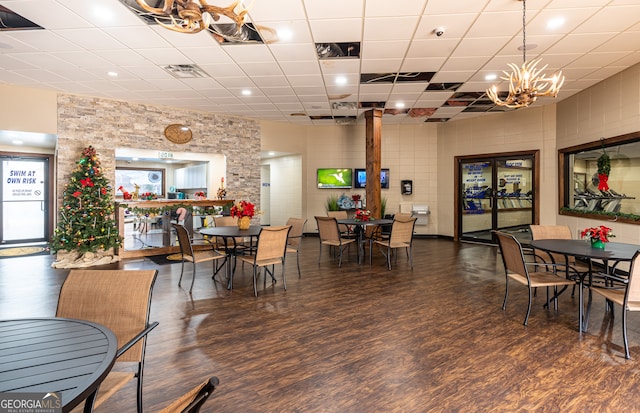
[50,146,122,254]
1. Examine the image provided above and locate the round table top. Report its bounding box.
[337,218,393,226]
[529,239,639,261]
[0,317,117,412]
[199,225,262,237]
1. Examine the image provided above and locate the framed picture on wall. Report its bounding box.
[115,167,165,197]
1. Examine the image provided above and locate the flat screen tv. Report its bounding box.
[354,168,389,189]
[317,168,353,189]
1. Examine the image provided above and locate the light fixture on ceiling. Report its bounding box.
[486,0,564,109]
[134,0,250,38]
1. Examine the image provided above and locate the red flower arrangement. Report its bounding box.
[581,225,614,243]
[354,209,371,221]
[230,201,256,218]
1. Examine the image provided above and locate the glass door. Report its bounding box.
[1,157,49,244]
[459,153,536,244]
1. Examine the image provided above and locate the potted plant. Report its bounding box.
[325,194,340,211]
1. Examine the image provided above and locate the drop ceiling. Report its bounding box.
[0,0,639,127]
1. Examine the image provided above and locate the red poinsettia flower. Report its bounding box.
[230,200,256,218]
[581,225,615,243]
[72,191,82,197]
[101,187,107,195]
[80,178,94,187]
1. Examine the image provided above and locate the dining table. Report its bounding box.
[199,224,262,289]
[338,218,393,264]
[528,239,640,332]
[0,317,118,413]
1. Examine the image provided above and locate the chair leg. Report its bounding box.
[189,262,196,292]
[318,241,322,264]
[623,308,630,359]
[408,246,413,269]
[296,252,301,278]
[253,266,258,297]
[282,259,287,291]
[524,287,532,326]
[178,260,185,287]
[502,279,509,310]
[387,246,391,270]
[136,367,143,413]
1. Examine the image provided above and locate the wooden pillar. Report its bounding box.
[365,109,382,219]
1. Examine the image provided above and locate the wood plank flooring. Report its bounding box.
[2,238,640,412]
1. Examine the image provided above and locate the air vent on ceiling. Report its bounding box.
[0,5,42,31]
[316,42,360,59]
[162,64,209,79]
[332,102,357,110]
[335,116,356,125]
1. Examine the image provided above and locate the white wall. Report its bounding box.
[261,155,302,226]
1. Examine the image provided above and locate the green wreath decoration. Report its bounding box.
[597,151,610,176]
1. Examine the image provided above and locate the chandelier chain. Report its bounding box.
[522,0,526,63]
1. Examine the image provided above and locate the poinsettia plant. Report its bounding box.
[581,225,614,243]
[354,209,371,221]
[230,200,256,218]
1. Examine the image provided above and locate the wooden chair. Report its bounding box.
[238,226,291,296]
[373,217,417,270]
[173,223,227,292]
[589,251,640,359]
[286,217,307,277]
[494,231,576,326]
[159,376,219,413]
[315,216,356,267]
[56,270,159,413]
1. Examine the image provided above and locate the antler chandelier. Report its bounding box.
[486,0,565,108]
[135,0,249,37]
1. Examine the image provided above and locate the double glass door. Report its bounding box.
[458,153,536,244]
[1,156,50,244]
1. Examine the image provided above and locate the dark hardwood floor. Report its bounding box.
[2,237,640,412]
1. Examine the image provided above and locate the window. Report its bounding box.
[560,132,640,223]
[115,167,165,198]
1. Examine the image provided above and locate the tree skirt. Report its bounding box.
[51,249,120,269]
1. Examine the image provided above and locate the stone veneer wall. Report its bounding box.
[56,94,260,215]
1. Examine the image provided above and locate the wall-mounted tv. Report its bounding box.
[354,168,389,189]
[317,168,353,189]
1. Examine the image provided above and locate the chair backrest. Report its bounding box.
[494,231,529,280]
[625,251,640,303]
[255,226,291,261]
[389,217,417,244]
[286,217,307,249]
[56,269,158,363]
[173,223,194,256]
[327,210,348,232]
[316,216,340,242]
[394,212,412,220]
[214,216,237,227]
[159,376,219,413]
[529,224,575,264]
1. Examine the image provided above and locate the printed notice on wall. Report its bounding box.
[3,160,45,201]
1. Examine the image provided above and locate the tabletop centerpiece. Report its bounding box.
[354,209,371,222]
[230,200,256,230]
[194,191,206,200]
[581,225,614,249]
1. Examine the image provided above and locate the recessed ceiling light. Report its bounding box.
[395,102,405,108]
[93,6,114,22]
[547,17,565,30]
[242,89,252,96]
[107,71,118,77]
[277,28,293,42]
[485,74,498,81]
[335,76,347,86]
[268,151,275,156]
[132,157,139,161]
[12,140,23,145]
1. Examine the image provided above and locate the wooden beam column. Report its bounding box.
[365,109,382,219]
